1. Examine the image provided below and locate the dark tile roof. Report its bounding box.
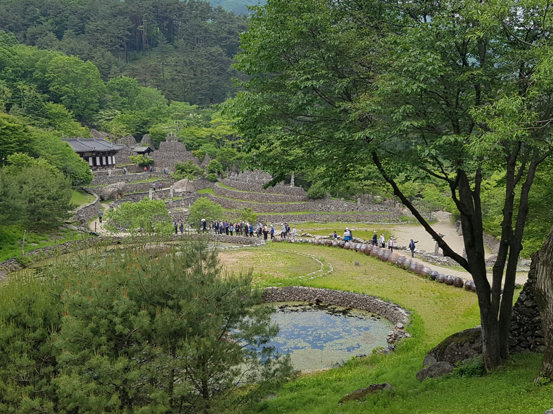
[63,138,126,153]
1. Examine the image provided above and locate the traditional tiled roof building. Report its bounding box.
[63,138,126,169]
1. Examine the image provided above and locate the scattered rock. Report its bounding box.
[338,383,394,405]
[173,178,196,193]
[354,261,360,266]
[97,182,126,201]
[416,362,454,381]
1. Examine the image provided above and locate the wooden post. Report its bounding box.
[21,230,26,255]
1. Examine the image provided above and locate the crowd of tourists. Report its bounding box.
[187,220,298,241]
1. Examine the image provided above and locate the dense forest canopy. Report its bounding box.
[0,0,248,105]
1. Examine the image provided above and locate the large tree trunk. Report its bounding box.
[535,224,553,380]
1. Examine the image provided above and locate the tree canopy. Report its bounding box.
[228,0,553,371]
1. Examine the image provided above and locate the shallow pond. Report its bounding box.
[265,302,393,371]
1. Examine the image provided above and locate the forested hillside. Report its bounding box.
[0,0,247,105]
[208,0,266,15]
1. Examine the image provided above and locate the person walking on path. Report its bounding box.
[372,231,378,246]
[108,169,112,177]
[150,166,153,173]
[158,183,162,191]
[263,224,268,240]
[380,233,386,248]
[202,218,207,232]
[249,223,254,237]
[173,220,178,234]
[270,224,275,239]
[334,231,338,240]
[230,223,234,236]
[179,221,184,234]
[388,236,394,252]
[98,210,103,224]
[291,227,297,241]
[344,228,351,241]
[153,182,156,192]
[409,239,418,258]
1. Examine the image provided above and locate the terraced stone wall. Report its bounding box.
[199,193,401,215]
[214,183,307,202]
[224,212,399,224]
[222,179,307,196]
[125,180,176,193]
[73,193,100,224]
[89,172,166,186]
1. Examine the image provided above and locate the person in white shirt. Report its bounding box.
[291,227,297,240]
[388,236,394,252]
[380,234,386,248]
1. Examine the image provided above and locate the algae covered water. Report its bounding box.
[266,302,393,371]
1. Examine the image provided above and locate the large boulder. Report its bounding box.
[338,383,394,405]
[422,327,482,367]
[97,182,126,200]
[173,178,195,193]
[416,362,455,381]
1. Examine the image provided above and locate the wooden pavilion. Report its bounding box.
[63,138,126,169]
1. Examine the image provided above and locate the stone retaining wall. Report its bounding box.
[124,180,176,193]
[222,179,307,196]
[200,193,400,215]
[73,192,100,224]
[90,172,168,186]
[223,212,400,224]
[214,183,308,203]
[510,253,544,353]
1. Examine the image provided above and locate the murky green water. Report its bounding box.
[265,302,393,371]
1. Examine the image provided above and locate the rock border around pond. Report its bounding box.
[262,286,411,345]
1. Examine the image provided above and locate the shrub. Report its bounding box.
[240,207,258,223]
[192,149,206,162]
[207,173,218,182]
[188,197,223,228]
[307,181,327,199]
[207,159,224,175]
[129,154,154,166]
[172,160,205,180]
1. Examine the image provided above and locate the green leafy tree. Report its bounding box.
[105,198,172,235]
[129,154,154,166]
[307,181,327,200]
[229,0,553,371]
[207,159,224,175]
[46,55,106,122]
[0,165,73,229]
[240,207,258,224]
[0,113,34,165]
[189,197,223,228]
[172,160,205,180]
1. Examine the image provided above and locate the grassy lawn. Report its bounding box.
[0,225,89,263]
[71,189,96,208]
[225,243,549,414]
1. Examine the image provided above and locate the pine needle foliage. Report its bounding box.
[0,238,293,413]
